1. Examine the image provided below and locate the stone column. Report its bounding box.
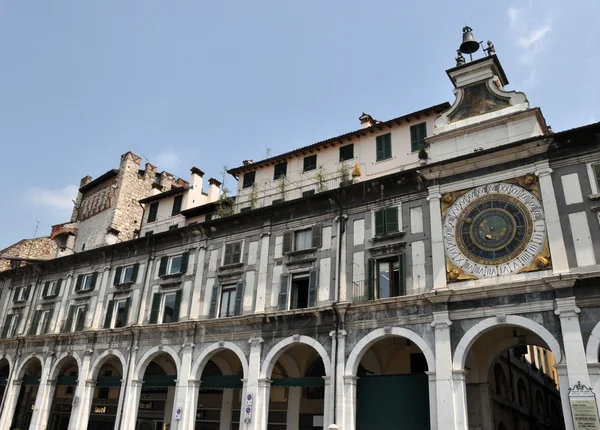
[29,353,56,430]
[189,247,206,319]
[67,349,94,430]
[342,375,358,430]
[286,387,301,430]
[169,343,193,429]
[254,234,271,313]
[556,364,575,430]
[329,329,346,429]
[219,386,235,430]
[0,378,22,429]
[91,267,112,328]
[180,379,200,430]
[427,186,447,290]
[137,256,155,325]
[425,371,437,429]
[452,370,469,430]
[535,162,570,274]
[432,311,455,430]
[245,337,264,430]
[555,297,591,387]
[120,379,143,429]
[322,376,332,429]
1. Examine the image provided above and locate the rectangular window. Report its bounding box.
[376,133,392,161]
[294,229,312,251]
[13,285,30,303]
[291,273,310,309]
[158,252,189,277]
[374,207,400,236]
[104,299,130,329]
[277,269,319,311]
[30,309,52,336]
[219,285,237,318]
[147,202,159,223]
[223,242,242,266]
[377,258,404,298]
[2,313,20,338]
[114,264,139,286]
[242,171,256,189]
[410,122,427,152]
[149,290,182,324]
[172,195,183,216]
[339,144,354,161]
[42,279,62,298]
[273,162,287,180]
[75,272,98,292]
[302,189,315,197]
[303,155,317,172]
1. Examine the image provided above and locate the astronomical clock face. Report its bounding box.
[443,182,548,279]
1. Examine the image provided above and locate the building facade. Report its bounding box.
[1,42,600,430]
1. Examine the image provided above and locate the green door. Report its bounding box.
[356,373,430,430]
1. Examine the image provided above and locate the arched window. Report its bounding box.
[517,378,528,407]
[303,358,325,399]
[493,363,508,397]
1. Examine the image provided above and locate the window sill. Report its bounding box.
[371,231,405,242]
[285,247,318,257]
[374,157,393,164]
[41,295,59,300]
[75,289,94,294]
[115,281,134,288]
[160,273,183,280]
[589,193,600,201]
[219,262,244,271]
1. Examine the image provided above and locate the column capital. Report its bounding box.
[555,297,580,316]
[12,379,23,386]
[188,379,201,388]
[431,311,452,329]
[329,330,347,338]
[249,337,264,346]
[425,371,436,381]
[181,343,196,351]
[260,232,271,237]
[46,379,58,387]
[322,375,331,385]
[343,375,359,386]
[451,369,468,381]
[103,266,111,272]
[257,378,272,388]
[131,379,144,388]
[85,379,97,387]
[534,161,553,178]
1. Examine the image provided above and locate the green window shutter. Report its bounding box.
[385,207,399,234]
[376,137,384,161]
[312,223,322,248]
[113,267,122,286]
[77,305,87,331]
[1,316,11,338]
[172,195,183,216]
[233,280,245,316]
[42,282,50,298]
[64,305,75,333]
[399,252,406,296]
[594,164,600,190]
[278,273,290,310]
[158,256,168,276]
[233,242,242,264]
[180,252,189,274]
[374,209,385,236]
[12,315,20,336]
[149,292,162,324]
[410,125,419,152]
[209,283,220,318]
[90,272,99,290]
[24,286,30,300]
[104,300,115,329]
[308,268,319,308]
[418,123,427,149]
[283,231,293,253]
[367,259,375,300]
[56,279,62,296]
[12,290,17,303]
[123,298,131,327]
[131,263,140,283]
[29,311,41,335]
[172,290,182,323]
[42,310,53,334]
[75,275,83,292]
[384,134,392,159]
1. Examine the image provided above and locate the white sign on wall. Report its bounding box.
[569,382,600,430]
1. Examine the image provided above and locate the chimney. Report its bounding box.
[243,160,253,166]
[79,176,92,188]
[184,167,206,209]
[207,178,222,203]
[359,113,375,129]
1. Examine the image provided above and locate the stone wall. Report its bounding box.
[0,237,58,272]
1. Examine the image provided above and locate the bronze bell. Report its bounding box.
[459,26,480,55]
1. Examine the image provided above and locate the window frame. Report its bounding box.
[171,194,183,216]
[45,280,61,298]
[73,305,87,332]
[218,284,237,318]
[273,162,287,180]
[81,274,95,291]
[339,144,354,162]
[108,299,130,329]
[120,265,137,284]
[158,252,189,278]
[242,171,256,189]
[31,309,52,336]
[283,224,322,254]
[410,122,427,153]
[147,202,159,223]
[373,206,401,237]
[4,313,20,338]
[375,257,405,299]
[368,253,406,300]
[586,162,600,195]
[160,292,179,324]
[223,241,243,266]
[294,229,313,251]
[303,155,317,172]
[375,133,392,162]
[13,285,30,303]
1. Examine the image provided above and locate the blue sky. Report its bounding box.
[0,1,598,250]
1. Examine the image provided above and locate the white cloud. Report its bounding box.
[518,25,552,49]
[507,6,519,26]
[153,151,181,171]
[25,185,78,212]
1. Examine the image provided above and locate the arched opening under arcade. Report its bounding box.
[136,353,178,430]
[47,356,79,430]
[11,357,42,430]
[461,324,565,430]
[87,355,124,430]
[0,358,9,408]
[267,343,327,430]
[353,335,431,430]
[195,349,244,429]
